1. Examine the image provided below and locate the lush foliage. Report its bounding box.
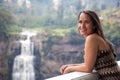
[0,1,119,55]
[0,8,22,35]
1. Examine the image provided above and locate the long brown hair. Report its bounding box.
[78,10,115,55]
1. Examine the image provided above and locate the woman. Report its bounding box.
[60,10,120,80]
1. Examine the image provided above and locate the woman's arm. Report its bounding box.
[60,63,84,74]
[60,34,98,74]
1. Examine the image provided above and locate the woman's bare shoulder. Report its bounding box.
[86,34,99,42]
[85,34,99,47]
[86,34,109,50]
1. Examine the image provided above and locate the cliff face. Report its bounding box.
[0,33,9,80]
[0,31,120,79]
[0,33,28,80]
[31,33,85,78]
[0,33,9,55]
[0,32,84,79]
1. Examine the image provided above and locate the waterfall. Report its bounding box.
[12,31,36,80]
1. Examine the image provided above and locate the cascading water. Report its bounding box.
[12,31,36,80]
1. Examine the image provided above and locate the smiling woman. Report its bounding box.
[60,10,120,80]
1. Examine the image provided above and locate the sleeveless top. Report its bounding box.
[94,50,120,80]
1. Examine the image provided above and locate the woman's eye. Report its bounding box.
[78,21,82,23]
[78,20,91,24]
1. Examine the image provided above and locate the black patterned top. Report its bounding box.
[94,50,120,80]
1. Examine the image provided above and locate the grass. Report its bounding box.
[21,26,77,36]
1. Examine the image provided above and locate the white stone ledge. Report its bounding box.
[45,72,99,80]
[45,61,120,80]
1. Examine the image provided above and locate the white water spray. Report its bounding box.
[12,31,36,80]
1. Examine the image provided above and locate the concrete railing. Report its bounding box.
[45,61,120,80]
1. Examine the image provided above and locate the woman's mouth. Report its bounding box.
[80,29,86,32]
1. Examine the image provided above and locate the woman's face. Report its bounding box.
[78,13,94,37]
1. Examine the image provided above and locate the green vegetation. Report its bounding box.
[0,8,22,35]
[0,1,119,52]
[0,0,119,37]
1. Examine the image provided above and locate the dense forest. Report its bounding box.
[0,0,119,39]
[0,0,120,80]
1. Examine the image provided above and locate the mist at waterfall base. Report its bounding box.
[11,31,43,80]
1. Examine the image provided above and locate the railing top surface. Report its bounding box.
[45,61,120,80]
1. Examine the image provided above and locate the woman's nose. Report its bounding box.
[81,23,85,28]
[78,23,85,29]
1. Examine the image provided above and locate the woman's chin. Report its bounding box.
[80,33,85,35]
[81,33,87,37]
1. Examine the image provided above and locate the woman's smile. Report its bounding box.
[80,29,87,33]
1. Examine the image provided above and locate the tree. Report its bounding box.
[0,8,16,35]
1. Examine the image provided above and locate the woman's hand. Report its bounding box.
[60,65,73,74]
[60,65,68,74]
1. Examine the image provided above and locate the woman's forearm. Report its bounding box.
[70,64,92,72]
[62,63,92,74]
